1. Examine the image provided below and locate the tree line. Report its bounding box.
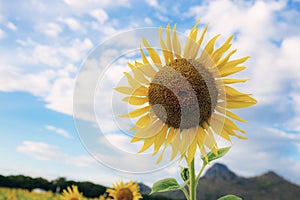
[0,174,174,200]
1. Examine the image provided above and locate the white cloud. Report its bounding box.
[44,23,63,37]
[64,0,129,8]
[17,141,60,161]
[0,28,5,39]
[1,37,94,116]
[7,22,17,31]
[18,38,93,67]
[45,125,72,139]
[144,17,152,25]
[145,0,158,7]
[0,64,52,96]
[17,141,97,168]
[90,9,109,24]
[58,17,82,31]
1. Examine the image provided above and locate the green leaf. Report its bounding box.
[218,194,243,200]
[150,178,181,194]
[180,166,189,182]
[201,146,231,164]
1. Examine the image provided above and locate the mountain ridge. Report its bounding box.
[152,163,300,200]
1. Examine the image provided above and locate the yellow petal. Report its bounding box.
[122,96,148,105]
[223,56,250,68]
[124,72,141,88]
[187,139,197,164]
[170,129,181,160]
[132,67,150,84]
[200,34,220,58]
[156,147,166,164]
[129,114,152,131]
[217,78,248,84]
[142,38,162,69]
[179,129,189,155]
[197,24,208,47]
[127,62,136,70]
[219,129,232,142]
[216,107,247,122]
[220,66,246,77]
[172,24,181,59]
[166,24,173,56]
[203,124,218,155]
[153,124,168,155]
[212,35,233,64]
[215,115,246,133]
[131,119,163,142]
[217,49,237,69]
[138,137,155,153]
[224,127,247,140]
[159,26,172,65]
[139,64,157,78]
[190,20,200,40]
[226,95,257,103]
[132,86,148,96]
[196,126,208,162]
[114,86,133,95]
[184,21,200,59]
[165,127,176,146]
[226,101,257,109]
[187,128,197,164]
[136,114,152,127]
[224,86,249,96]
[140,45,150,65]
[120,106,150,118]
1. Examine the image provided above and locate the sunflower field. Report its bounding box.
[0,187,104,200]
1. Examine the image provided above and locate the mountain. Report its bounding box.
[1,164,300,200]
[156,163,300,200]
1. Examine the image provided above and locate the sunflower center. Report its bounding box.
[148,58,218,129]
[70,198,79,200]
[116,188,133,200]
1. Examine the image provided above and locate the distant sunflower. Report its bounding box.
[61,185,83,200]
[115,21,256,164]
[106,180,142,200]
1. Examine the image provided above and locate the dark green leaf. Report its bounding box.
[218,194,243,200]
[202,146,231,164]
[180,167,189,182]
[150,178,181,194]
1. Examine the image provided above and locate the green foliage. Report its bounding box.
[151,178,182,194]
[218,194,242,200]
[0,175,106,198]
[180,167,189,182]
[201,147,231,165]
[142,194,175,200]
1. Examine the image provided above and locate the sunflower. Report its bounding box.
[61,185,84,200]
[99,195,106,200]
[115,21,256,164]
[106,180,142,200]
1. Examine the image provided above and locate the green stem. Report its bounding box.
[195,163,206,189]
[181,187,190,200]
[189,159,196,200]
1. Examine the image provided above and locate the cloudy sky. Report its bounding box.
[1,0,300,187]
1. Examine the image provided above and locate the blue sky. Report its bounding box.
[1,0,300,187]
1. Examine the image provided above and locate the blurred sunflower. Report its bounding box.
[115,21,256,164]
[106,180,142,200]
[61,185,84,200]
